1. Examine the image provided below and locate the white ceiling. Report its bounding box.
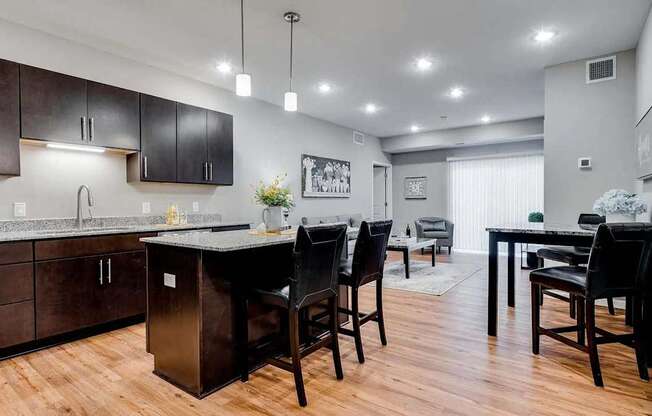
[0,0,650,138]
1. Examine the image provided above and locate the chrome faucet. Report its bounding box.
[76,185,94,229]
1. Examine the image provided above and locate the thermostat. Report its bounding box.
[578,157,592,169]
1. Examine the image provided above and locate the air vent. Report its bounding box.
[353,131,365,145]
[586,56,616,84]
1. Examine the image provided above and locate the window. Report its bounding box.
[448,154,544,252]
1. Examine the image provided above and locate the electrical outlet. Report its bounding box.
[192,201,199,212]
[142,202,151,214]
[13,202,26,217]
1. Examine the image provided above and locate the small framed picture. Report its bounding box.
[404,176,427,199]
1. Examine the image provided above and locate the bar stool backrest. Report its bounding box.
[351,220,393,287]
[291,224,347,310]
[586,223,652,299]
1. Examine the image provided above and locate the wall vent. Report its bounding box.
[353,131,365,145]
[586,56,616,84]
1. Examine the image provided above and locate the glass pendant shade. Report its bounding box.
[284,91,298,112]
[235,73,251,97]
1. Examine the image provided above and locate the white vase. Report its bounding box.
[262,206,284,233]
[606,213,636,223]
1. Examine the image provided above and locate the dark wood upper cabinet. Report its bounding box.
[87,81,139,150]
[136,94,177,182]
[0,59,20,176]
[207,110,234,185]
[177,103,208,184]
[20,65,87,144]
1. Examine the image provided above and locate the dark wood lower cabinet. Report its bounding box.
[0,301,35,348]
[110,251,146,320]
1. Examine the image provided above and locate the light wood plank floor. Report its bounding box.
[0,251,650,415]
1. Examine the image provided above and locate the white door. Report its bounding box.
[373,166,387,219]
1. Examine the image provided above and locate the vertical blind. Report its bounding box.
[448,154,544,252]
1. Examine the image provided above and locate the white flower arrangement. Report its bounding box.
[593,189,647,216]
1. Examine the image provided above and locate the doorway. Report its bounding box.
[372,165,388,220]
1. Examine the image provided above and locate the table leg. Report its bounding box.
[403,249,410,279]
[645,295,652,368]
[508,242,515,308]
[431,244,436,267]
[488,232,498,336]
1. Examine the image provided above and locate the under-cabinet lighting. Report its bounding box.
[46,143,106,153]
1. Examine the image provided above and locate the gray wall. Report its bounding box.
[637,5,652,124]
[544,49,637,224]
[391,139,544,233]
[0,19,390,223]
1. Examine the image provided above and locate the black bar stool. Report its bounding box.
[530,223,650,386]
[337,220,393,363]
[238,224,347,407]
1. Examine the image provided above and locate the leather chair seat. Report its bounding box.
[422,231,450,239]
[249,284,291,308]
[530,266,587,294]
[537,246,590,265]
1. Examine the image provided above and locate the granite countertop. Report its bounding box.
[0,215,252,243]
[485,223,597,236]
[141,227,360,252]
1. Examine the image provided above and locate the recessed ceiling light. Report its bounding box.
[449,87,464,99]
[216,61,232,74]
[534,30,556,43]
[364,103,378,114]
[481,115,492,123]
[410,125,420,133]
[415,58,433,71]
[318,83,332,93]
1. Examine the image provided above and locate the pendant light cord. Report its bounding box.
[240,0,245,72]
[289,18,294,91]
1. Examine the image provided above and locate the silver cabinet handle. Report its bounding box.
[81,116,87,141]
[99,259,104,285]
[209,162,213,181]
[107,258,112,284]
[89,117,94,142]
[143,156,148,178]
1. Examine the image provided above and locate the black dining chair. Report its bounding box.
[337,219,393,363]
[536,214,616,318]
[238,224,347,407]
[530,223,650,387]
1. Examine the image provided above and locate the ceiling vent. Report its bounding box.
[586,56,616,84]
[353,131,365,145]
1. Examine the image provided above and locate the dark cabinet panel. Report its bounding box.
[0,263,34,305]
[35,233,150,261]
[36,256,110,339]
[140,94,177,182]
[206,110,233,185]
[109,251,146,320]
[20,65,87,144]
[0,301,35,348]
[177,103,207,183]
[0,59,20,176]
[87,81,140,150]
[0,241,33,265]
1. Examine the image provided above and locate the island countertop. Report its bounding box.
[141,227,360,252]
[485,223,597,236]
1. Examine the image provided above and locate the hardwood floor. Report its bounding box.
[0,251,650,415]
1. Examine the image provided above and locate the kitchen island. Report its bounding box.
[141,229,353,398]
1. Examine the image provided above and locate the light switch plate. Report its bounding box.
[142,202,151,214]
[192,201,199,212]
[163,273,176,288]
[13,202,26,217]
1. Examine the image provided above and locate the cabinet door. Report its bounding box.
[107,251,146,320]
[177,103,207,183]
[87,81,140,150]
[206,110,233,185]
[20,65,87,144]
[35,256,109,339]
[0,59,20,176]
[141,94,177,182]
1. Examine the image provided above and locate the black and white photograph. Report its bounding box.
[301,154,351,198]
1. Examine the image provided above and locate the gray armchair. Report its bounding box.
[414,217,455,254]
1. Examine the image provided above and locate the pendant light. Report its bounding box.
[235,0,251,96]
[283,12,300,112]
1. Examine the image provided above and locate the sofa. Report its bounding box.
[301,213,363,231]
[414,217,454,254]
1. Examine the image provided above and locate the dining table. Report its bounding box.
[485,223,651,367]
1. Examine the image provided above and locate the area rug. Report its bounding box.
[377,261,482,296]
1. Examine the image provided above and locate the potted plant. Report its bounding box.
[254,174,295,233]
[593,189,647,222]
[528,212,544,223]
